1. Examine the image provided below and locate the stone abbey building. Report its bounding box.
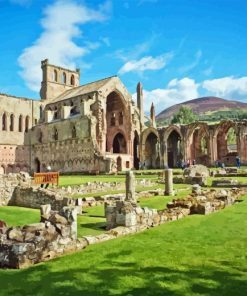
[0,59,247,174]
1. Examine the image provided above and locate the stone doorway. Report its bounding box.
[113,133,127,154]
[144,132,159,169]
[34,158,41,173]
[167,130,181,168]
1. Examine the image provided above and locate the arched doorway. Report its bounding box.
[167,130,182,168]
[105,91,127,152]
[34,158,41,173]
[113,133,127,153]
[144,132,159,169]
[133,131,140,169]
[187,123,210,165]
[216,123,238,165]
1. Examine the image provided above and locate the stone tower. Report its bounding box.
[137,82,144,130]
[40,59,80,101]
[150,102,156,128]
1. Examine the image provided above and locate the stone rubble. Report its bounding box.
[0,205,87,269]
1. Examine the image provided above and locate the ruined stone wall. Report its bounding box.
[0,94,41,173]
[0,173,32,206]
[105,187,244,230]
[0,205,87,269]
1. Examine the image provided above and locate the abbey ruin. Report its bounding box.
[0,59,247,174]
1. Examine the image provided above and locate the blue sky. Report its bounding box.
[0,0,247,113]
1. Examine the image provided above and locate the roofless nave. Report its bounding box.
[0,59,247,174]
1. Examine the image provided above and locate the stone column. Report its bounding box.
[126,171,136,203]
[164,169,174,196]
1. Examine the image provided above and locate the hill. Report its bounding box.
[156,96,247,122]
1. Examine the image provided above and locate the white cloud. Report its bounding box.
[133,77,199,113]
[202,76,247,99]
[179,50,202,73]
[119,53,173,75]
[18,0,108,92]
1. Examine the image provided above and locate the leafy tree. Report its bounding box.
[171,106,198,124]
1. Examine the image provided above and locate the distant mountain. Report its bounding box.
[156,96,247,121]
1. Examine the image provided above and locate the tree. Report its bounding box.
[171,106,198,124]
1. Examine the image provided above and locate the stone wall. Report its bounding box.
[0,172,32,206]
[105,187,244,230]
[10,187,82,213]
[0,205,87,269]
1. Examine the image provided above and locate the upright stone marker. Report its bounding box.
[126,171,136,203]
[165,169,174,196]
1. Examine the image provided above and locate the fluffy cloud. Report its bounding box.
[18,0,108,92]
[133,77,199,113]
[202,76,247,99]
[118,53,173,75]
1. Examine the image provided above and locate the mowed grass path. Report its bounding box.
[0,197,247,295]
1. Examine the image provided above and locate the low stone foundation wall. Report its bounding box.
[105,187,244,230]
[10,186,82,213]
[0,205,87,269]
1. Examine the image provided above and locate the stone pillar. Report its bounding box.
[126,171,136,203]
[164,169,174,196]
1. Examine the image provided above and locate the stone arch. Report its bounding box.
[214,120,239,165]
[10,114,14,131]
[70,74,75,86]
[166,129,183,168]
[112,132,127,154]
[186,122,210,165]
[2,112,7,131]
[142,128,160,169]
[54,69,58,82]
[18,114,23,132]
[105,90,129,152]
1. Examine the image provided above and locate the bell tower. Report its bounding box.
[40,59,80,101]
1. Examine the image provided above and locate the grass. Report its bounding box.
[0,206,40,226]
[0,196,246,295]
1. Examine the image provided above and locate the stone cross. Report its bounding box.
[125,171,136,203]
[164,169,174,196]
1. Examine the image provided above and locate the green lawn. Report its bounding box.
[0,206,40,226]
[0,196,246,295]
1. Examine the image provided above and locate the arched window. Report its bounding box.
[72,125,76,138]
[25,116,29,132]
[54,69,58,82]
[2,113,7,131]
[10,114,14,131]
[53,128,58,141]
[53,107,58,120]
[62,72,66,84]
[19,115,23,132]
[70,74,75,85]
